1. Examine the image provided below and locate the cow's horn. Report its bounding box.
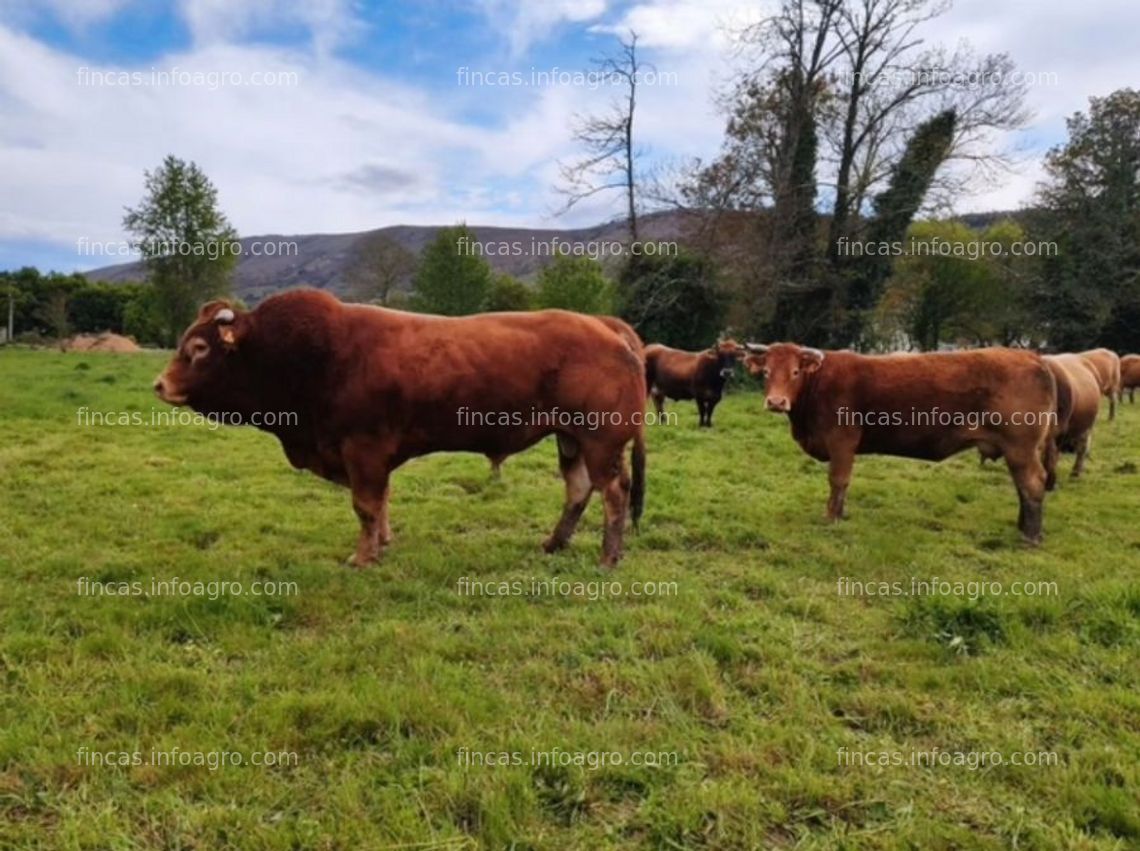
[744,342,768,353]
[215,308,235,324]
[803,347,824,360]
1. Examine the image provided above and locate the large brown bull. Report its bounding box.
[155,290,647,567]
[644,340,744,427]
[1078,348,1122,420]
[742,343,1058,543]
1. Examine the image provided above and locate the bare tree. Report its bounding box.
[344,232,416,305]
[557,31,647,242]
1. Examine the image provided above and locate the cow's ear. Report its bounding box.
[800,347,825,373]
[215,309,248,350]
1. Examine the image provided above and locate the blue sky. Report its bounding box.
[1,0,1136,274]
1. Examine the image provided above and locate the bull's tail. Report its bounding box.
[1053,364,1074,441]
[630,427,646,531]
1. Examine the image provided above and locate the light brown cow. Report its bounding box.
[1078,348,1122,420]
[1121,354,1140,403]
[1043,354,1100,480]
[743,343,1058,543]
[155,290,647,567]
[644,340,744,427]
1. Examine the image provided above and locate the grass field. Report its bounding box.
[1,346,1138,850]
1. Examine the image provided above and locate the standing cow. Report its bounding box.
[1121,354,1140,403]
[1043,354,1101,480]
[1078,348,1122,420]
[644,340,744,427]
[155,290,647,567]
[742,343,1058,543]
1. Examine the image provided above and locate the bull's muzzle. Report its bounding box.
[765,396,790,413]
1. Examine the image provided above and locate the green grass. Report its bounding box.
[1,347,1138,850]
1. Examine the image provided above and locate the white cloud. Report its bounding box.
[473,0,608,57]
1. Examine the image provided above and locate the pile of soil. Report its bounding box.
[65,332,142,353]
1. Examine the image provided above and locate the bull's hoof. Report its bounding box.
[598,553,620,570]
[1020,533,1043,547]
[542,537,567,554]
[346,550,381,568]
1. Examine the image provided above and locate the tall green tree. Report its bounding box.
[411,225,492,315]
[123,155,239,344]
[618,251,726,350]
[840,109,957,345]
[535,255,614,314]
[485,273,534,312]
[1033,89,1140,351]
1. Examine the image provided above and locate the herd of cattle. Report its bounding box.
[153,289,1139,567]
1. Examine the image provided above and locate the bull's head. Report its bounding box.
[154,300,253,413]
[710,338,746,378]
[742,342,825,413]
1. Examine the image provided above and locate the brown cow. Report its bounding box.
[644,340,744,427]
[742,343,1058,543]
[1121,354,1140,403]
[1043,354,1100,479]
[1078,348,1122,420]
[154,290,647,567]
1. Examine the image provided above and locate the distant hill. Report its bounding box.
[82,210,697,302]
[81,207,1033,303]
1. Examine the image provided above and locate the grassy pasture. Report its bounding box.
[0,347,1138,850]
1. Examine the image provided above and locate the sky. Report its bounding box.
[0,0,1136,273]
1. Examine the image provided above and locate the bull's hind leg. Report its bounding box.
[1004,448,1047,544]
[543,435,593,554]
[583,439,631,568]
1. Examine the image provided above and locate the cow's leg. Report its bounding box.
[1004,448,1046,544]
[1109,393,1116,421]
[706,397,719,428]
[543,435,592,554]
[826,449,855,521]
[488,454,503,480]
[652,392,665,417]
[344,438,394,567]
[696,399,709,427]
[581,439,630,567]
[1072,431,1091,478]
[349,475,390,566]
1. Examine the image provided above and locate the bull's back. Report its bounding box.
[336,307,644,450]
[644,344,698,398]
[1079,349,1121,394]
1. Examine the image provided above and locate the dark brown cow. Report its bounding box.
[1043,354,1100,479]
[1078,348,1122,420]
[155,290,647,567]
[644,340,744,427]
[742,343,1058,543]
[1121,354,1140,403]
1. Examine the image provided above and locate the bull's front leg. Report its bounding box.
[826,449,855,521]
[344,438,394,568]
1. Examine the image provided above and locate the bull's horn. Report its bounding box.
[215,308,235,324]
[744,342,769,353]
[803,347,825,360]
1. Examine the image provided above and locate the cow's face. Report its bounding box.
[743,343,824,413]
[154,301,253,413]
[711,339,746,378]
